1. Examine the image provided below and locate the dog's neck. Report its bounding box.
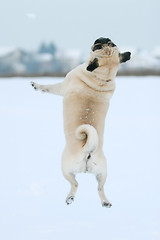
[80,63,116,94]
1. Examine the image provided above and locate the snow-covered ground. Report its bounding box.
[0,76,160,240]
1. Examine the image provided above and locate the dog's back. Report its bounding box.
[63,89,109,154]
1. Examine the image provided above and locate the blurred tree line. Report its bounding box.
[38,42,57,55]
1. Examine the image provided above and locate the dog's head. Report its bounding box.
[87,37,131,72]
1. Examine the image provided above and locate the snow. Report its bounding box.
[34,53,53,62]
[0,76,160,240]
[152,46,160,58]
[0,46,16,57]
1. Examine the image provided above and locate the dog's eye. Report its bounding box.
[108,41,116,47]
[92,44,102,51]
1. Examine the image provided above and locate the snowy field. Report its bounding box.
[0,76,160,240]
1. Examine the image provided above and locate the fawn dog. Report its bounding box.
[31,37,131,207]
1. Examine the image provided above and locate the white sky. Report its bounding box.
[0,0,159,54]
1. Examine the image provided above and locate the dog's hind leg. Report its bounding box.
[63,172,78,205]
[96,173,112,208]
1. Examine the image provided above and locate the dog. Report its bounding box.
[31,37,131,207]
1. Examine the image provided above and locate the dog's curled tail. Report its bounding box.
[75,124,98,155]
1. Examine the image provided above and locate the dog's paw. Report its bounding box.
[31,81,37,90]
[66,196,74,205]
[102,201,112,208]
[31,82,49,92]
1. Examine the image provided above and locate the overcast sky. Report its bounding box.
[0,0,159,54]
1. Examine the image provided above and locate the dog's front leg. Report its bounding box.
[96,174,112,208]
[31,82,64,96]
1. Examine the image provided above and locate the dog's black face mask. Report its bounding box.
[87,37,131,72]
[92,37,117,52]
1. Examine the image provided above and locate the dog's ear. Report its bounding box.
[119,52,131,63]
[86,58,99,72]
